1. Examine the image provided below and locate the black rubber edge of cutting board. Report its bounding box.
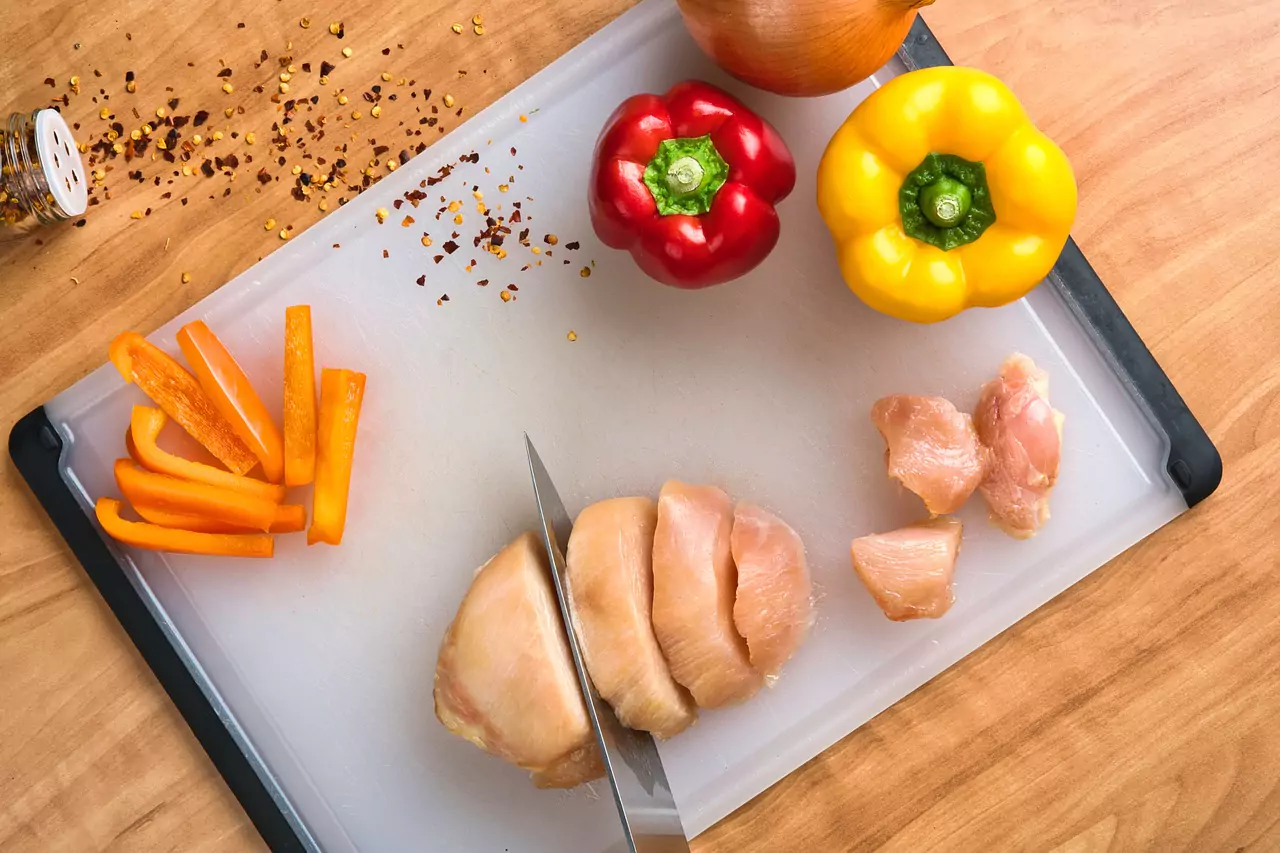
[7,407,309,853]
[4,16,1223,853]
[902,15,1222,506]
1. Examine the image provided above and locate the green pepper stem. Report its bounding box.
[898,152,997,251]
[643,135,729,217]
[919,177,972,228]
[666,156,705,196]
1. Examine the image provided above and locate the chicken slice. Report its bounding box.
[973,353,1064,539]
[850,517,962,621]
[566,497,696,739]
[652,481,763,708]
[434,532,603,788]
[730,502,813,679]
[871,395,988,515]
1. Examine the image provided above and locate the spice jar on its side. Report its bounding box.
[1,108,87,242]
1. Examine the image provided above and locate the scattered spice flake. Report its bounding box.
[544,234,558,245]
[383,249,390,258]
[580,266,592,277]
[567,330,578,342]
[566,241,580,250]
[438,294,450,304]
[421,234,433,247]
[500,290,512,302]
[433,254,444,264]
[401,215,415,227]
[519,115,528,123]
[375,207,389,223]
[476,279,489,287]
[416,275,426,286]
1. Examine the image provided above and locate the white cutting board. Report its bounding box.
[45,1,1188,850]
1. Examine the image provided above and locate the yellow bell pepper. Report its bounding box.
[817,66,1077,323]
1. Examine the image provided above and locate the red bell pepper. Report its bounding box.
[589,80,796,289]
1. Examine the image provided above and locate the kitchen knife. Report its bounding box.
[524,435,690,853]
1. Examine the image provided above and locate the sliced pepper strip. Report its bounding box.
[130,407,287,503]
[114,459,278,532]
[308,368,366,546]
[283,305,318,487]
[177,320,286,483]
[96,498,274,558]
[110,332,258,474]
[134,502,307,534]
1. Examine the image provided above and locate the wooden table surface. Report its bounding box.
[3,0,1279,850]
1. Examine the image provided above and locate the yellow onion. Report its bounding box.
[676,0,936,97]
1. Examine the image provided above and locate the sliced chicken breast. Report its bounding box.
[566,497,696,739]
[652,481,763,708]
[871,394,988,515]
[850,517,963,621]
[434,532,603,788]
[973,354,1064,539]
[730,502,812,679]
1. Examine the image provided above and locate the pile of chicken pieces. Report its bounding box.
[434,484,813,788]
[432,353,1061,788]
[853,353,1064,621]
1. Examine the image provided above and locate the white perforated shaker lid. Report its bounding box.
[35,109,88,217]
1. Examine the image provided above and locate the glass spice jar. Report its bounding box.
[0,108,87,242]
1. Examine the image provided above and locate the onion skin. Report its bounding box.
[676,0,936,97]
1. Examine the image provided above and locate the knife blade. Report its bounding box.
[524,435,690,853]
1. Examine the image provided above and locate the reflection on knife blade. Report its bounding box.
[525,435,690,853]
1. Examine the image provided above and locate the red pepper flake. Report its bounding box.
[510,146,517,156]
[43,77,56,88]
[217,68,233,78]
[476,279,489,287]
[507,284,518,292]
[416,275,426,286]
[580,266,592,278]
[320,61,336,78]
[544,234,558,245]
[383,249,390,258]
[433,255,444,264]
[438,294,450,303]
[565,241,580,250]
[401,215,415,227]
[442,240,458,254]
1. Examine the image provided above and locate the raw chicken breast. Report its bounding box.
[434,532,603,788]
[871,395,988,515]
[850,517,963,621]
[730,503,813,679]
[566,497,696,739]
[652,481,763,708]
[973,354,1064,539]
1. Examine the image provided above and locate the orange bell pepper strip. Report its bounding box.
[96,498,273,557]
[129,406,286,503]
[283,305,318,487]
[176,320,286,483]
[110,332,257,475]
[134,502,307,534]
[308,368,366,545]
[114,459,277,532]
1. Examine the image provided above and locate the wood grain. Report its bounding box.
[2,0,1279,850]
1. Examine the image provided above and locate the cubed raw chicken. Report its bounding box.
[730,502,813,679]
[566,497,697,739]
[652,481,763,708]
[850,517,963,621]
[871,394,989,515]
[433,532,604,788]
[973,354,1064,538]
